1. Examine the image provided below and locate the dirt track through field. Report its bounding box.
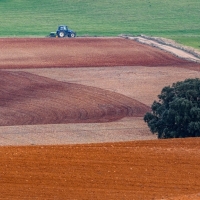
[129,36,200,63]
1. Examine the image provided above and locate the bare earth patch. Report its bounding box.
[0,117,156,146]
[0,70,148,126]
[0,37,192,69]
[0,37,200,199]
[19,66,200,106]
[0,138,200,200]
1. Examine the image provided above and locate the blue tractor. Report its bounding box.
[49,25,76,38]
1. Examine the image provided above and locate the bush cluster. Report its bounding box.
[144,78,200,139]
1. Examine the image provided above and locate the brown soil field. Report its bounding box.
[0,37,192,69]
[0,70,149,126]
[0,37,200,199]
[0,138,200,200]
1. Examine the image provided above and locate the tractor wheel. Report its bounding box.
[59,32,65,38]
[70,33,75,38]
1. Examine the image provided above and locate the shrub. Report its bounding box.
[144,78,200,139]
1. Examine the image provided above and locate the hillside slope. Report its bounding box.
[0,70,149,126]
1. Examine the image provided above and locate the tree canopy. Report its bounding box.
[144,78,200,139]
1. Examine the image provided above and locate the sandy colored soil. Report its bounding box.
[0,138,200,200]
[0,37,200,199]
[19,65,200,106]
[0,117,157,146]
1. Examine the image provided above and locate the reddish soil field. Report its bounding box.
[0,37,197,126]
[0,38,200,199]
[0,37,192,69]
[0,70,149,126]
[0,138,200,200]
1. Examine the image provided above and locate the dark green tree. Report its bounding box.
[144,78,200,139]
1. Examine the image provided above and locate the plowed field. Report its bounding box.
[0,139,200,200]
[0,70,149,126]
[0,37,200,199]
[0,37,192,69]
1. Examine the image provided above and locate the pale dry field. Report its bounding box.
[18,65,200,106]
[0,117,156,146]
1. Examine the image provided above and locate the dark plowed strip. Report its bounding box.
[0,70,149,126]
